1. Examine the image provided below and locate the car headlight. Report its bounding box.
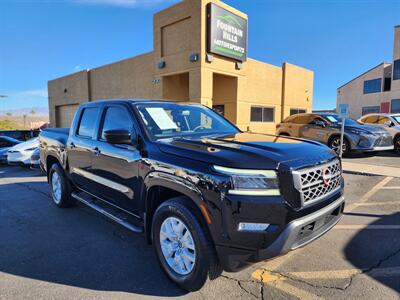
[348,129,374,136]
[213,165,280,196]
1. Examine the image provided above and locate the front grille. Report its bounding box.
[374,135,393,147]
[292,159,342,206]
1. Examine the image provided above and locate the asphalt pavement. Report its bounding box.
[0,166,399,299]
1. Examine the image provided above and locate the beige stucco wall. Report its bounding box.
[337,26,400,119]
[48,70,90,126]
[48,0,314,133]
[392,26,400,93]
[281,63,313,119]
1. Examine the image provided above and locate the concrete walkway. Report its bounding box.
[342,161,400,177]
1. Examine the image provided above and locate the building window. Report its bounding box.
[383,77,391,91]
[250,106,275,122]
[393,60,400,80]
[361,106,380,115]
[290,108,306,116]
[391,99,400,113]
[212,105,225,116]
[363,78,382,94]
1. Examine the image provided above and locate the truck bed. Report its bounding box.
[40,128,70,146]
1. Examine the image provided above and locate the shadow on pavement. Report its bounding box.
[0,175,186,297]
[345,151,399,159]
[344,212,400,293]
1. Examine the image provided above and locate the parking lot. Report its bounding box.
[0,164,399,300]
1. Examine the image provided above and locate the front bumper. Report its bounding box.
[7,152,33,165]
[363,145,394,152]
[352,134,394,152]
[216,196,345,272]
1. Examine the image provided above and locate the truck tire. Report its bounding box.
[48,163,76,208]
[152,197,221,291]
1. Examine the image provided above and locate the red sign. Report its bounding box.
[381,102,390,113]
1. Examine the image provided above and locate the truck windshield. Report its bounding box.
[135,103,240,140]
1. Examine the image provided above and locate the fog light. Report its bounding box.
[238,222,270,232]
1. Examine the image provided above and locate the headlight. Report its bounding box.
[348,129,373,136]
[25,147,37,151]
[213,165,280,196]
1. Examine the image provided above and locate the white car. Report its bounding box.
[358,113,400,152]
[29,148,40,168]
[7,137,39,167]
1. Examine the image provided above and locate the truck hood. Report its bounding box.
[158,132,336,170]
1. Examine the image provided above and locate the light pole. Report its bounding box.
[0,95,8,117]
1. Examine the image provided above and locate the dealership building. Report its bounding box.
[337,25,400,119]
[48,0,313,133]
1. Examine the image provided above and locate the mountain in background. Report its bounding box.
[0,106,49,117]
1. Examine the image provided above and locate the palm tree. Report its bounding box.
[30,109,36,116]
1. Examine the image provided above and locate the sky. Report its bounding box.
[0,0,399,111]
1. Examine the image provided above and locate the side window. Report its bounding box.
[293,115,312,124]
[77,107,99,138]
[364,116,379,124]
[101,107,134,140]
[377,117,392,125]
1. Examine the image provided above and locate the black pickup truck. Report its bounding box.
[40,100,345,291]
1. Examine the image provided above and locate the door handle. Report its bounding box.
[93,147,101,156]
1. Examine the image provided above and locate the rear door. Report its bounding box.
[90,104,142,214]
[290,115,313,138]
[67,106,101,192]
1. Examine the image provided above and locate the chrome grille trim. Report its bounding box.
[292,159,342,206]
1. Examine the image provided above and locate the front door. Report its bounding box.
[301,116,330,143]
[90,104,141,214]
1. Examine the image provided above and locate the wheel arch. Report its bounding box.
[328,133,351,150]
[143,172,213,245]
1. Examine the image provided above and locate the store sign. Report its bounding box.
[207,3,247,61]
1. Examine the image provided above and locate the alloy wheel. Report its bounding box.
[51,172,62,204]
[159,216,196,275]
[331,138,347,155]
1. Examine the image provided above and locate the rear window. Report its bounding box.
[77,108,99,138]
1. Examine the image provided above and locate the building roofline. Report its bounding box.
[337,62,391,90]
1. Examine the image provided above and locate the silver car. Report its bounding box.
[276,113,394,155]
[358,113,400,152]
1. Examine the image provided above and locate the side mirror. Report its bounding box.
[315,120,326,128]
[384,121,393,127]
[104,129,133,145]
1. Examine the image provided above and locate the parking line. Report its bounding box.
[253,269,324,300]
[381,186,400,189]
[345,176,393,212]
[333,224,400,230]
[277,266,400,280]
